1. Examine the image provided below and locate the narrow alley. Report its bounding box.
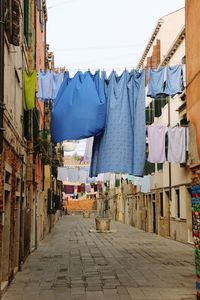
[2,216,195,300]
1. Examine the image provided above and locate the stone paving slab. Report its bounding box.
[2,215,196,300]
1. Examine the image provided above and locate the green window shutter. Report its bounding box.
[145,107,150,125]
[24,110,30,140]
[33,108,40,146]
[115,179,120,187]
[144,148,155,175]
[24,0,30,47]
[47,189,52,214]
[144,160,155,175]
[154,99,162,118]
[157,163,163,171]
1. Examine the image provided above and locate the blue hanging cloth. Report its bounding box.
[51,71,106,143]
[147,67,166,98]
[90,70,146,177]
[128,69,146,177]
[165,65,183,96]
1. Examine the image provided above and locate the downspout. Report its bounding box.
[19,155,24,271]
[168,97,172,237]
[0,0,5,154]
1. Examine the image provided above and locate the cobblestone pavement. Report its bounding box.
[2,215,196,300]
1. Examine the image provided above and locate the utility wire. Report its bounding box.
[52,43,145,52]
[48,0,81,9]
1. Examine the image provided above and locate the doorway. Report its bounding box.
[152,201,156,233]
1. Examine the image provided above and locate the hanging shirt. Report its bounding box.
[37,70,53,101]
[148,124,167,163]
[79,168,88,183]
[90,70,146,177]
[24,70,37,110]
[165,65,183,96]
[132,176,142,186]
[96,174,104,182]
[51,71,106,143]
[52,72,63,100]
[167,127,186,163]
[84,137,94,163]
[57,167,69,181]
[86,184,91,193]
[67,168,79,182]
[147,67,166,98]
[141,175,150,193]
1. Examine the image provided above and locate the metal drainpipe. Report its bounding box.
[0,0,5,154]
[168,97,172,237]
[19,155,24,271]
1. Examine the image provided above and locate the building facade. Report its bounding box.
[186,1,200,298]
[0,1,63,296]
[97,8,193,245]
[134,8,192,244]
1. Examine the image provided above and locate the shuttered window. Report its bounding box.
[24,0,31,47]
[23,110,31,140]
[5,0,20,46]
[154,96,168,118]
[145,101,154,125]
[33,108,40,146]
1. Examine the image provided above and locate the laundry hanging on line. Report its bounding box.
[167,127,186,163]
[83,137,94,163]
[147,124,187,164]
[57,166,90,183]
[51,70,106,142]
[90,69,146,177]
[147,65,184,98]
[23,70,37,110]
[147,124,167,163]
[37,70,63,101]
[35,63,185,105]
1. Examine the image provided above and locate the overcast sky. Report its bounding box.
[46,0,184,73]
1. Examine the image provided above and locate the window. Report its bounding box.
[5,0,20,46]
[23,110,31,140]
[160,192,164,217]
[16,178,20,192]
[157,163,163,171]
[144,144,155,175]
[5,171,11,184]
[176,189,180,218]
[154,96,168,118]
[146,101,154,125]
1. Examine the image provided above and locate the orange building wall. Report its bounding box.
[186,0,200,159]
[35,4,46,191]
[67,200,97,212]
